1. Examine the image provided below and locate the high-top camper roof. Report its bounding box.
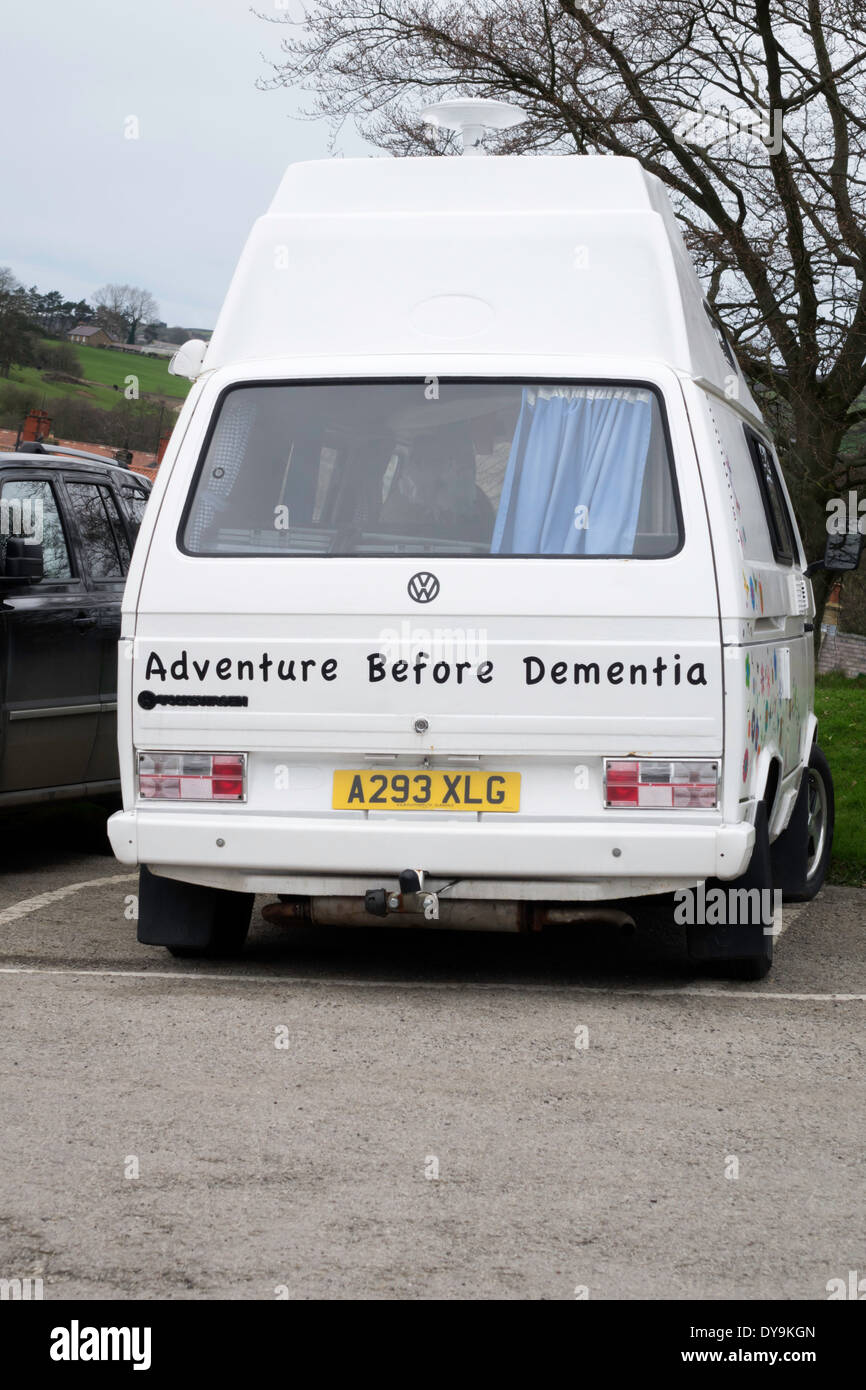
[204,154,758,413]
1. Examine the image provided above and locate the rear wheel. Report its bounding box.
[771,745,834,903]
[137,866,253,958]
[687,802,774,979]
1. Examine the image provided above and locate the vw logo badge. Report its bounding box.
[408,572,440,604]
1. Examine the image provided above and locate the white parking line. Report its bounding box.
[0,963,862,1002]
[0,873,136,926]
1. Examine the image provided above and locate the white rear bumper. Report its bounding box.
[108,809,754,888]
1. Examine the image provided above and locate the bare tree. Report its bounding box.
[92,284,129,342]
[259,0,866,569]
[123,286,160,345]
[93,283,159,345]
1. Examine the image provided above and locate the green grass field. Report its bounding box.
[7,363,119,410]
[6,341,191,413]
[68,341,190,400]
[816,673,866,886]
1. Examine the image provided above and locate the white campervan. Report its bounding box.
[109,101,860,978]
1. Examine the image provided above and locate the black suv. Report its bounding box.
[0,445,151,805]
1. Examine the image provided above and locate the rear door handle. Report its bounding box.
[72,612,97,632]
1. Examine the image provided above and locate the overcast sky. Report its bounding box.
[1,0,374,329]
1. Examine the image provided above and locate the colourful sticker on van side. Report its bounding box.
[741,568,764,614]
[741,647,794,783]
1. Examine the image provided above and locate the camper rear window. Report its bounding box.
[181,381,681,558]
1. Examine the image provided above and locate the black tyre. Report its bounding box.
[728,948,773,982]
[771,744,834,903]
[137,866,253,958]
[687,802,774,979]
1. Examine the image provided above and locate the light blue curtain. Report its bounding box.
[491,388,654,555]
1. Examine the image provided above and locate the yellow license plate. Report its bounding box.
[333,769,520,812]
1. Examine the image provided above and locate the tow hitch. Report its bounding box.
[365,869,439,921]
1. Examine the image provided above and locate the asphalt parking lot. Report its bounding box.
[0,802,863,1301]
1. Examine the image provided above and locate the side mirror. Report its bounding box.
[3,538,44,582]
[804,530,864,577]
[168,338,208,380]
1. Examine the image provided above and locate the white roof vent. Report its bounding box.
[422,98,526,156]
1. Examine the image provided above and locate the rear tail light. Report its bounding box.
[603,759,718,809]
[137,752,246,801]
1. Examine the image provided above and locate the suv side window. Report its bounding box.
[65,480,127,579]
[100,486,132,569]
[744,428,797,565]
[119,481,149,539]
[0,478,73,580]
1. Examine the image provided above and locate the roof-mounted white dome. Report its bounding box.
[422,98,526,155]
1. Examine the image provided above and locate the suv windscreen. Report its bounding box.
[182,381,681,558]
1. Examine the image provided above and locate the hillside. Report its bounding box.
[0,338,192,454]
[60,342,191,400]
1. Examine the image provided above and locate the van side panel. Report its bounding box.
[682,381,813,831]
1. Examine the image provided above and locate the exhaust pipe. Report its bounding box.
[262,896,528,932]
[536,906,636,929]
[262,897,636,934]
